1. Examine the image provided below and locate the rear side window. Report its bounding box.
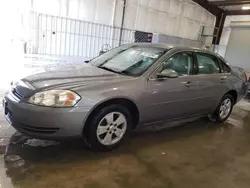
[196,53,220,74]
[220,60,231,73]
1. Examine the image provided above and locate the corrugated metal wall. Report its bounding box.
[28,12,136,59]
[28,12,131,58]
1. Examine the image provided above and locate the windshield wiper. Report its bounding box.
[96,48,129,67]
[98,66,123,75]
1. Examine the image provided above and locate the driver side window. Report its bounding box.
[159,52,194,76]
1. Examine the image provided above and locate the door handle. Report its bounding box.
[220,76,227,83]
[221,76,227,80]
[183,81,193,87]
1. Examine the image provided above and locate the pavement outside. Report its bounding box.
[0,98,250,188]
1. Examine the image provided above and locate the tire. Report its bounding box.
[84,104,132,151]
[213,94,234,123]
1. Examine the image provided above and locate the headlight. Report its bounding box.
[28,90,81,107]
[10,81,18,90]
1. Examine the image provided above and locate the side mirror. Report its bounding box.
[99,50,108,56]
[248,77,250,82]
[99,50,105,55]
[156,69,178,79]
[84,60,90,63]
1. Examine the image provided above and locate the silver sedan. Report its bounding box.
[3,43,248,151]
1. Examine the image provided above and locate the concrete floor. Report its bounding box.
[0,99,250,188]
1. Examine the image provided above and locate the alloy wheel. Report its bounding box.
[96,112,127,146]
[219,98,232,119]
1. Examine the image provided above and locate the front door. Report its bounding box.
[143,52,201,123]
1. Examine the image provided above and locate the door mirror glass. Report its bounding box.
[156,69,178,78]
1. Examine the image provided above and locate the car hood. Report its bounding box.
[21,63,128,93]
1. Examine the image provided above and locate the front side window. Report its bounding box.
[196,53,220,74]
[158,52,194,76]
[91,46,166,76]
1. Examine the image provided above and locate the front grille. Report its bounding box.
[19,124,59,134]
[5,107,13,124]
[4,100,13,122]
[12,89,23,100]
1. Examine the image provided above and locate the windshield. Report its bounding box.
[90,45,166,76]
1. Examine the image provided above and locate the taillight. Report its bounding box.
[244,72,248,82]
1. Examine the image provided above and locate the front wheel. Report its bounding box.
[214,94,234,123]
[84,104,132,151]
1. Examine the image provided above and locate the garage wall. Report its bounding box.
[116,0,215,40]
[8,0,216,61]
[30,0,215,41]
[225,25,250,72]
[218,15,250,57]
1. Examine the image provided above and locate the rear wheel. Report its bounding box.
[213,94,234,123]
[84,104,132,151]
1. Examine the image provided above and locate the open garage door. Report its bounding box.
[225,23,250,72]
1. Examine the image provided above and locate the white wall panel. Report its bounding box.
[33,0,61,16]
[169,0,180,15]
[220,29,231,46]
[114,0,123,27]
[68,0,79,19]
[157,12,168,34]
[207,14,215,26]
[95,0,114,25]
[139,0,150,7]
[124,0,215,40]
[193,5,202,21]
[159,0,170,12]
[136,6,147,31]
[127,0,139,5]
[78,0,96,22]
[124,4,137,30]
[178,18,190,39]
[191,22,201,40]
[183,2,195,20]
[29,0,216,42]
[146,9,158,32]
[167,16,178,36]
[60,0,68,17]
[149,0,161,11]
[201,9,209,23]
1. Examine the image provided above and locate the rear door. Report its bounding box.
[194,52,226,113]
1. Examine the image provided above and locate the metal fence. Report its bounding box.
[27,12,148,61]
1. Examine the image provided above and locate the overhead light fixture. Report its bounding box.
[242,6,250,10]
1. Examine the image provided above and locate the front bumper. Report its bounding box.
[3,92,91,139]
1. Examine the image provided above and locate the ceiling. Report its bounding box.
[207,0,250,11]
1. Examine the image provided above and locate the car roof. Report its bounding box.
[124,43,219,57]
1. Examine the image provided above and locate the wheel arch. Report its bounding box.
[82,97,140,135]
[225,90,237,104]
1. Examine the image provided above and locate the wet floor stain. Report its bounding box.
[1,99,250,188]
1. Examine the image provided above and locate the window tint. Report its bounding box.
[196,53,220,74]
[220,60,231,73]
[160,52,193,76]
